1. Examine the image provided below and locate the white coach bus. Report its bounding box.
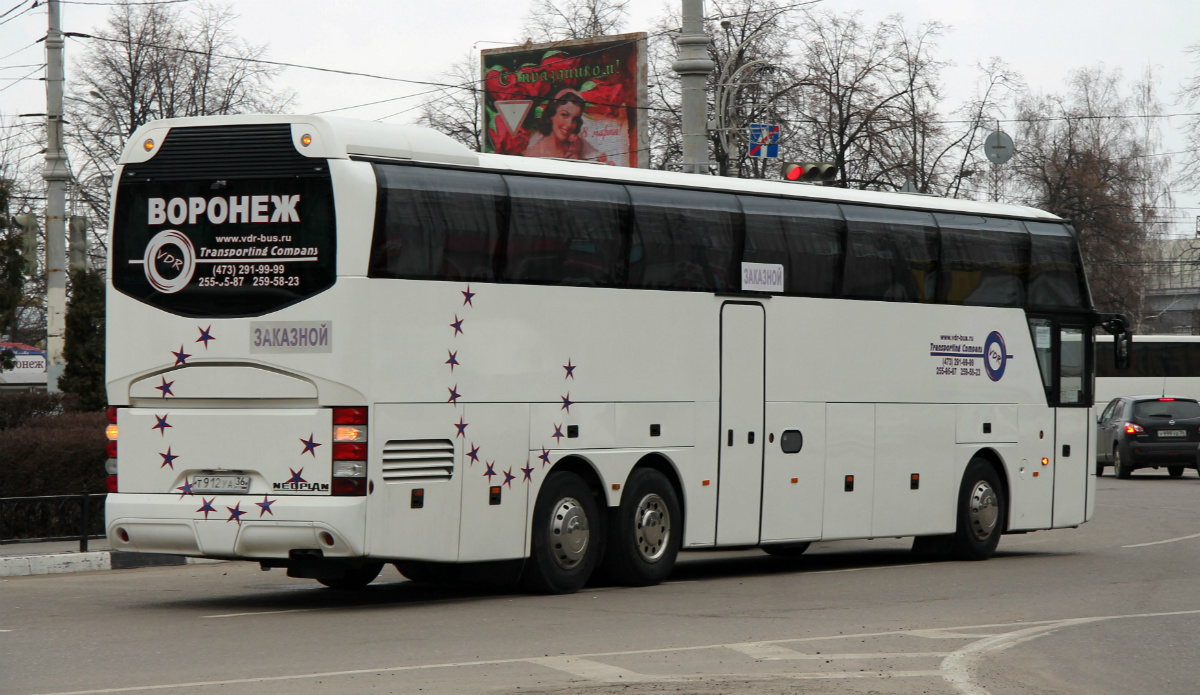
[103,115,1130,593]
[1094,335,1200,405]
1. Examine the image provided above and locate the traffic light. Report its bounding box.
[781,161,837,183]
[68,215,90,272]
[12,213,39,275]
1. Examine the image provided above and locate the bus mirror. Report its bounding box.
[1114,332,1132,371]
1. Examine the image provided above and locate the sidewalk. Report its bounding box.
[0,538,214,577]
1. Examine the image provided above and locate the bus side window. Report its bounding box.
[1059,326,1086,404]
[1026,221,1087,310]
[503,176,628,287]
[934,213,1028,307]
[740,195,843,297]
[369,165,504,282]
[626,186,739,292]
[1029,317,1053,395]
[839,205,938,303]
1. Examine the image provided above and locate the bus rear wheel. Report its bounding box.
[316,561,383,590]
[603,468,681,586]
[522,471,601,594]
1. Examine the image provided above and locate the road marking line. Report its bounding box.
[784,670,943,680]
[1123,532,1200,548]
[30,609,1200,695]
[529,656,654,682]
[727,643,946,660]
[807,562,939,575]
[907,629,998,639]
[202,608,324,618]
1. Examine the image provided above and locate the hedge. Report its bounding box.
[0,394,107,498]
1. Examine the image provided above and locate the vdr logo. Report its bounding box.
[984,331,1013,382]
[143,229,196,294]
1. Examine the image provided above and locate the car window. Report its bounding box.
[1100,400,1118,421]
[1132,399,1200,419]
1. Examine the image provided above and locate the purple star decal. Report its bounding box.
[196,325,215,349]
[156,376,175,399]
[447,384,461,405]
[287,467,306,484]
[300,433,321,457]
[538,447,551,467]
[502,466,515,488]
[450,314,464,336]
[467,443,480,466]
[171,345,191,366]
[454,415,468,438]
[483,460,496,481]
[521,463,534,482]
[226,502,246,524]
[461,285,475,306]
[564,358,576,379]
[159,446,178,469]
[255,494,276,517]
[196,497,216,520]
[176,477,194,498]
[152,413,172,436]
[560,392,573,413]
[446,350,459,372]
[552,424,564,444]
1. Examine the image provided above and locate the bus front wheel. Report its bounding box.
[522,471,601,594]
[951,458,1005,561]
[603,468,681,586]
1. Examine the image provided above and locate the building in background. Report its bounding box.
[482,33,648,168]
[0,342,47,392]
[1145,238,1200,334]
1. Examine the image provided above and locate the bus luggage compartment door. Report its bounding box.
[716,302,766,545]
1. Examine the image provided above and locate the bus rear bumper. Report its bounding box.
[105,493,366,560]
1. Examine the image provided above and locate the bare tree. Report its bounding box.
[522,0,630,43]
[66,0,294,268]
[416,53,485,151]
[1009,66,1171,326]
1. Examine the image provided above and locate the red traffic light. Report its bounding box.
[784,164,805,180]
[782,161,837,183]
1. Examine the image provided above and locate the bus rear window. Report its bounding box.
[111,124,337,318]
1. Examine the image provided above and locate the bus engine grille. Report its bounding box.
[381,439,455,483]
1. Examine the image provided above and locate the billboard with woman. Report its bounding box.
[482,33,648,168]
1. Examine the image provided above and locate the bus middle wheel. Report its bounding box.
[603,468,681,586]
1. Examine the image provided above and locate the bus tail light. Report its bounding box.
[331,407,367,496]
[1124,422,1145,435]
[105,407,119,492]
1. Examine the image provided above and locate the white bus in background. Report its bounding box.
[1095,334,1200,405]
[102,115,1130,593]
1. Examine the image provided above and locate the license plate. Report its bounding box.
[191,474,251,493]
[1157,429,1186,438]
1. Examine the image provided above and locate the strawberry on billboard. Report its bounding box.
[482,33,648,168]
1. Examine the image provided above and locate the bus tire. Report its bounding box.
[762,542,811,557]
[1114,448,1133,479]
[522,471,600,594]
[951,458,1004,561]
[603,468,681,586]
[1168,466,1185,478]
[317,561,383,590]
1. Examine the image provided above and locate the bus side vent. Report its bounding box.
[381,439,454,483]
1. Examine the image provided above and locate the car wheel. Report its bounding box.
[1114,447,1132,479]
[950,458,1005,561]
[394,561,459,585]
[522,471,601,594]
[1095,458,1105,477]
[603,468,681,586]
[317,562,384,590]
[1168,466,1185,478]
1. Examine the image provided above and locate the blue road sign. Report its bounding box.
[749,123,780,158]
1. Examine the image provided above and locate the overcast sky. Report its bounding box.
[3,0,1199,230]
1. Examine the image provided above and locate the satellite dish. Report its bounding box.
[984,131,1015,164]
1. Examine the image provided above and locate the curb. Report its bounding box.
[0,551,218,577]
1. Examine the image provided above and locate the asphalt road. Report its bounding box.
[3,469,1199,695]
